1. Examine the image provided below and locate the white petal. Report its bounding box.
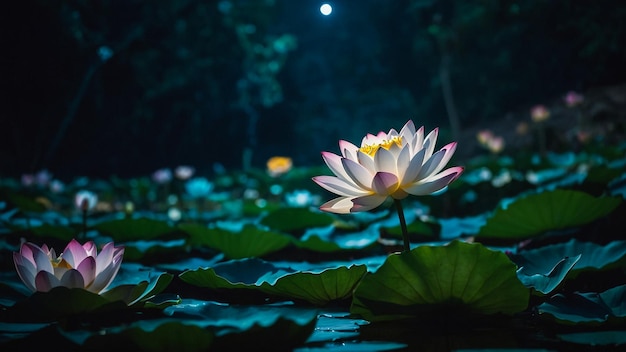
[427,142,457,177]
[351,194,388,212]
[341,158,374,190]
[319,197,356,214]
[338,140,359,159]
[415,147,446,180]
[321,152,358,187]
[422,128,439,160]
[401,148,426,185]
[399,120,416,138]
[395,145,411,181]
[312,176,369,196]
[374,147,397,174]
[410,126,425,155]
[405,167,464,195]
[357,150,376,172]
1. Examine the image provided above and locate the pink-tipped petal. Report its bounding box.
[63,239,88,267]
[89,258,122,293]
[321,152,357,186]
[35,270,60,292]
[31,244,54,274]
[95,242,115,275]
[76,256,96,286]
[427,142,458,177]
[338,140,359,159]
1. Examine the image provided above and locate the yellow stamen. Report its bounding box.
[51,254,72,269]
[360,136,402,157]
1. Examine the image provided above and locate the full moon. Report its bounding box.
[320,3,332,16]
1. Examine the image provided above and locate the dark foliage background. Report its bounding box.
[2,0,625,180]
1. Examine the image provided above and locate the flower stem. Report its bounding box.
[81,209,87,240]
[393,199,410,252]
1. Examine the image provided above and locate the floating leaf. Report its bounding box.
[0,287,127,323]
[94,217,179,241]
[259,207,335,236]
[558,330,626,346]
[263,265,367,306]
[180,223,292,259]
[180,258,366,306]
[351,240,529,322]
[295,235,344,253]
[537,284,626,325]
[477,189,622,240]
[102,272,175,306]
[516,254,582,295]
[511,239,626,280]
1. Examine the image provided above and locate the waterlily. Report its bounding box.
[266,156,293,177]
[13,239,124,294]
[313,120,463,251]
[75,190,98,211]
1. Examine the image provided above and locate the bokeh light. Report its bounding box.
[320,3,332,16]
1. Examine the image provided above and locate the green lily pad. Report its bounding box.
[180,258,367,306]
[259,207,335,236]
[0,272,175,322]
[511,239,626,280]
[1,287,128,322]
[83,321,214,352]
[516,254,582,295]
[350,240,530,322]
[94,217,179,241]
[295,235,344,253]
[263,265,367,306]
[180,223,293,259]
[68,299,317,350]
[537,284,626,325]
[558,330,626,346]
[477,189,622,241]
[102,272,175,306]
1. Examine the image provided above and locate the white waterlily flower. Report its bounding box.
[313,120,464,214]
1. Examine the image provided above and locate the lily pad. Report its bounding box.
[180,258,366,306]
[259,207,335,236]
[537,284,626,325]
[94,217,179,241]
[511,239,626,280]
[477,189,622,241]
[180,223,293,259]
[558,330,626,346]
[350,240,530,322]
[263,265,368,306]
[0,272,176,322]
[516,254,582,295]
